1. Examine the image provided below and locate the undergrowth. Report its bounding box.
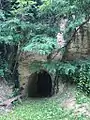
[0,97,89,120]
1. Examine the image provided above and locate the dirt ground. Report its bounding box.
[51,83,90,117]
[0,80,13,114]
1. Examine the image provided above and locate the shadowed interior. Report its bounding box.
[28,70,52,97]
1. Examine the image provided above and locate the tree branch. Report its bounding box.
[48,17,90,61]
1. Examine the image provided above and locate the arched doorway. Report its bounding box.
[28,70,52,97]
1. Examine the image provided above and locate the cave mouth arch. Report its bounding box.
[28,70,52,97]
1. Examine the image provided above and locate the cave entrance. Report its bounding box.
[28,70,52,97]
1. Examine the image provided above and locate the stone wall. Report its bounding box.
[64,23,90,60]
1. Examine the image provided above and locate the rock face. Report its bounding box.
[0,79,12,103]
[64,23,90,60]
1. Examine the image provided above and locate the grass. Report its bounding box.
[0,95,90,120]
[0,84,90,120]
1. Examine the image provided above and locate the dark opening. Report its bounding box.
[28,70,52,97]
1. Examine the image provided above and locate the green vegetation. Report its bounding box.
[0,1,90,119]
[0,0,90,85]
[0,90,90,120]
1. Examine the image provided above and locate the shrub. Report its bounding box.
[58,60,90,95]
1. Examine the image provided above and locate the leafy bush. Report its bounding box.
[24,35,57,55]
[74,60,90,95]
[58,60,90,95]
